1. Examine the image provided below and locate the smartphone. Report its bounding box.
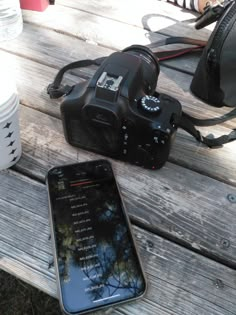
[46,159,147,314]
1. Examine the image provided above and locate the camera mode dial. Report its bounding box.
[141,95,160,113]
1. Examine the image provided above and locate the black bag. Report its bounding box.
[148,0,236,108]
[191,0,236,107]
[140,3,236,148]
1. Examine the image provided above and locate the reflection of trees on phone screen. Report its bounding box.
[57,181,143,299]
[48,161,146,312]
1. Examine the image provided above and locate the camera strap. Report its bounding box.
[147,36,207,49]
[147,37,236,147]
[178,111,236,147]
[47,57,106,99]
[147,36,207,60]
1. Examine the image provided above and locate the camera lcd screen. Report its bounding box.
[47,160,146,314]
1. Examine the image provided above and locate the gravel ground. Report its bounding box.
[0,269,62,315]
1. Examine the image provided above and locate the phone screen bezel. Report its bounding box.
[46,159,147,315]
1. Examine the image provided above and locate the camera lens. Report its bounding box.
[122,45,160,94]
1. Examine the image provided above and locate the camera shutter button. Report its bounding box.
[141,96,160,113]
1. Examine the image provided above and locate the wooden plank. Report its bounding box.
[21,5,168,49]
[0,22,199,90]
[1,24,235,131]
[15,15,201,75]
[0,50,81,118]
[0,21,201,81]
[0,49,235,185]
[0,23,113,71]
[26,0,214,40]
[9,105,236,267]
[1,170,236,315]
[0,24,227,125]
[56,0,215,39]
[0,23,233,125]
[21,4,212,61]
[1,23,233,128]
[58,0,200,28]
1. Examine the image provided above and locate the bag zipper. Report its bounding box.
[207,1,236,74]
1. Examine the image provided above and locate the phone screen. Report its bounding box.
[46,160,146,314]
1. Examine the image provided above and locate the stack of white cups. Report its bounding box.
[0,66,22,170]
[0,0,23,41]
[0,0,23,170]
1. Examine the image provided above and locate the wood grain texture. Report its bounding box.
[29,0,214,40]
[56,0,214,38]
[0,22,228,122]
[16,15,201,74]
[0,21,199,83]
[10,105,236,267]
[21,5,167,50]
[1,170,236,315]
[0,2,235,313]
[1,22,234,126]
[21,3,212,55]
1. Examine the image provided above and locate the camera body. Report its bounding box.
[60,45,182,169]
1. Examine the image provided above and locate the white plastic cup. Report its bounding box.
[0,0,23,42]
[0,70,22,170]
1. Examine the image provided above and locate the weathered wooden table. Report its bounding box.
[1,1,236,314]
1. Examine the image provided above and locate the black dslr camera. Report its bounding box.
[49,45,182,169]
